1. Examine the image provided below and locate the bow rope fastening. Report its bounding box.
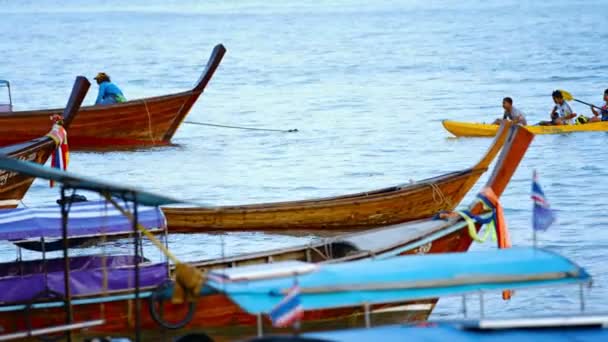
[437,187,512,300]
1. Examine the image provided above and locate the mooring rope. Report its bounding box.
[184,120,298,133]
[429,183,453,209]
[143,100,157,144]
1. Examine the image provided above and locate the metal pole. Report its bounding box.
[533,230,537,249]
[42,236,48,285]
[364,303,371,328]
[257,313,263,337]
[60,187,73,342]
[479,292,484,318]
[17,247,22,275]
[462,295,467,318]
[132,193,141,342]
[579,283,585,313]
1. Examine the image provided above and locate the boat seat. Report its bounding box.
[209,260,319,282]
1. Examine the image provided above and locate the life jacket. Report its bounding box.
[601,105,608,121]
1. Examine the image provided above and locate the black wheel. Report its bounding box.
[149,280,196,329]
[25,289,67,342]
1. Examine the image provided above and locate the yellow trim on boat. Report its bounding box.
[442,120,608,137]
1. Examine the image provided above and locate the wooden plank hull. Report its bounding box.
[443,119,608,137]
[163,169,484,233]
[0,138,55,209]
[163,122,512,233]
[0,93,197,150]
[0,44,226,150]
[3,213,499,340]
[7,295,434,341]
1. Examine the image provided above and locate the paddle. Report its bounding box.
[559,89,602,110]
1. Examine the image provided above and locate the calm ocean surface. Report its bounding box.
[1,0,607,324]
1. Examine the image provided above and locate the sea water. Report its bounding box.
[1,0,607,325]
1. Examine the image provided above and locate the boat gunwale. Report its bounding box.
[164,122,510,214]
[163,168,481,212]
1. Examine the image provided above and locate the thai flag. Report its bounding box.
[269,284,304,328]
[531,170,555,231]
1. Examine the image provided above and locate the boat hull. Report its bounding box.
[0,138,55,209]
[163,122,512,233]
[163,169,484,233]
[8,295,434,341]
[0,92,198,150]
[4,215,485,340]
[0,44,226,150]
[443,119,608,137]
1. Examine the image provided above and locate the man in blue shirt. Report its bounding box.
[93,72,126,105]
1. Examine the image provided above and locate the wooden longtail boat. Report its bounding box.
[162,122,512,233]
[0,44,226,150]
[0,76,89,209]
[205,247,590,339]
[443,119,608,137]
[0,125,532,340]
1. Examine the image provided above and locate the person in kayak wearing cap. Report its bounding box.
[493,97,527,125]
[589,89,608,122]
[94,72,126,105]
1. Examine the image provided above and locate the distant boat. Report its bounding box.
[162,122,513,233]
[0,76,89,209]
[443,119,608,137]
[0,44,226,150]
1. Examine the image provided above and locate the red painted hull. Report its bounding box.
[0,44,226,151]
[3,225,480,341]
[13,294,434,341]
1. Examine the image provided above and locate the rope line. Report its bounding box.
[429,183,453,209]
[103,194,180,265]
[184,120,298,133]
[143,100,157,144]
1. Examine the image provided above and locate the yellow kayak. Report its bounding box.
[443,120,608,137]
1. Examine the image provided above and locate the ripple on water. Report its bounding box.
[2,0,608,320]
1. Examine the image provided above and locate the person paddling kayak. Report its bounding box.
[493,97,527,125]
[94,72,126,105]
[538,90,577,125]
[589,89,608,122]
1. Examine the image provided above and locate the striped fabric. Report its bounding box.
[269,283,304,327]
[0,200,165,241]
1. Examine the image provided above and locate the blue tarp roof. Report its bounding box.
[0,156,183,206]
[207,248,590,314]
[0,200,165,241]
[303,321,608,342]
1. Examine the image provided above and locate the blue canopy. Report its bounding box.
[206,247,590,314]
[0,156,183,206]
[303,320,608,342]
[0,200,165,241]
